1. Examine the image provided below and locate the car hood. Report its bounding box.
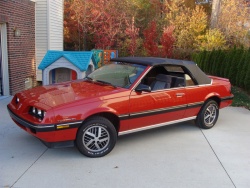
[18,80,127,110]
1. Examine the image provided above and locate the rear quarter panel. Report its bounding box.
[207,76,233,108]
[184,76,233,118]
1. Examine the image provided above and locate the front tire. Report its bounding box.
[196,100,219,129]
[76,116,117,158]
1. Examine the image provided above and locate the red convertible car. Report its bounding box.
[7,57,233,157]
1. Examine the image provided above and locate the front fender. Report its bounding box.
[53,98,129,124]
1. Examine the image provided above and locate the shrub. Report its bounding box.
[243,48,250,91]
[192,48,250,92]
[236,51,247,87]
[228,47,244,85]
[223,48,236,78]
[195,29,227,51]
[244,62,250,92]
[215,50,226,76]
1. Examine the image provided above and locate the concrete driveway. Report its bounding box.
[1,96,250,188]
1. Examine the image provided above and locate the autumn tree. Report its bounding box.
[68,0,95,50]
[64,0,83,50]
[143,21,159,56]
[216,0,249,47]
[92,0,128,49]
[165,1,208,57]
[125,17,140,56]
[160,25,175,58]
[66,0,129,50]
[127,0,165,35]
[195,29,227,51]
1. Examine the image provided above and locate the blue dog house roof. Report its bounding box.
[38,50,96,71]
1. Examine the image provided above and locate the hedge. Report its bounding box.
[192,48,250,92]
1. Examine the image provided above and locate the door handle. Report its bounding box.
[176,93,185,97]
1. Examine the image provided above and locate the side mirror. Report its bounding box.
[135,84,151,92]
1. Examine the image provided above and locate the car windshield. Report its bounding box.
[87,62,146,88]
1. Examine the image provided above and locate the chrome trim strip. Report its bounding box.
[187,101,204,108]
[130,104,187,117]
[118,114,130,120]
[56,121,82,127]
[119,102,202,120]
[221,95,234,101]
[118,116,196,136]
[148,87,185,92]
[118,114,130,118]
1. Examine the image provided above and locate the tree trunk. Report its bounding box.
[210,0,221,28]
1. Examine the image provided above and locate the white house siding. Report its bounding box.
[48,0,63,50]
[0,23,10,96]
[35,0,63,81]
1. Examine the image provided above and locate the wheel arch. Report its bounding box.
[83,112,120,133]
[205,93,221,107]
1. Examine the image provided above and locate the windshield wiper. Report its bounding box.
[85,76,93,81]
[95,80,117,88]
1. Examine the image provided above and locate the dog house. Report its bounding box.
[38,50,97,85]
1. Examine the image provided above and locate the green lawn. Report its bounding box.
[231,86,250,110]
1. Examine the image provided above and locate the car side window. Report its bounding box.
[141,66,169,91]
[185,74,195,86]
[164,65,196,87]
[141,65,196,90]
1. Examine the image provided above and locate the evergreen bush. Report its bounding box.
[223,48,236,79]
[191,47,250,91]
[242,48,250,89]
[244,62,250,92]
[236,49,247,87]
[228,47,244,85]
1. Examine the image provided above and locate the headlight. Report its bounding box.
[15,96,20,104]
[29,106,46,120]
[32,106,36,114]
[37,109,42,116]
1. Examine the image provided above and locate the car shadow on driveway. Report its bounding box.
[43,121,199,158]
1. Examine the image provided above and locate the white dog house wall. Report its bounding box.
[38,50,97,85]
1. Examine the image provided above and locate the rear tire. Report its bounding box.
[196,100,219,129]
[76,116,117,158]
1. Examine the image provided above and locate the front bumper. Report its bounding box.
[8,105,55,132]
[7,106,82,147]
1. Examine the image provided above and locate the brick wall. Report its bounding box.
[0,0,36,95]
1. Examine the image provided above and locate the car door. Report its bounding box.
[127,87,186,131]
[184,86,209,118]
[182,73,209,118]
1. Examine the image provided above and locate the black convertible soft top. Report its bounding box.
[111,57,211,85]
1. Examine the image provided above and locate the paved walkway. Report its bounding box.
[0,96,250,188]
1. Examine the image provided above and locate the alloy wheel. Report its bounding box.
[82,124,110,152]
[204,104,217,126]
